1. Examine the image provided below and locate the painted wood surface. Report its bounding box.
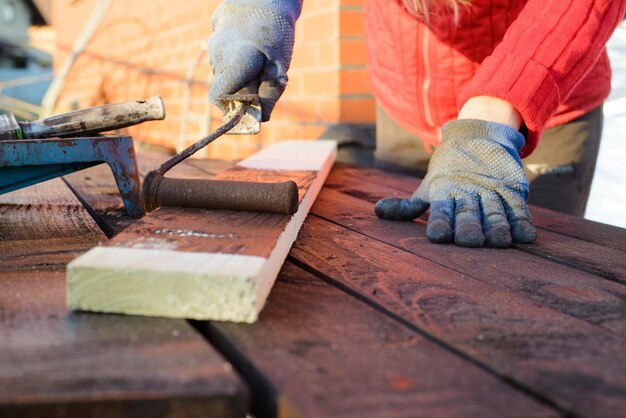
[197,262,556,418]
[0,180,248,417]
[63,151,233,236]
[314,187,626,334]
[324,164,626,283]
[286,165,626,418]
[289,215,626,418]
[67,141,337,323]
[327,162,626,251]
[61,155,626,418]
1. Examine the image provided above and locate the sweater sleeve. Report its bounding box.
[458,0,626,157]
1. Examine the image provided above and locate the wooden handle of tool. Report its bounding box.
[153,178,299,215]
[20,96,166,139]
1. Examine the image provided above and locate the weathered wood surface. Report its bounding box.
[327,163,626,250]
[0,179,103,270]
[197,262,556,418]
[67,141,337,322]
[62,151,233,236]
[0,180,248,417]
[289,215,626,418]
[57,155,626,417]
[312,188,626,333]
[325,164,626,282]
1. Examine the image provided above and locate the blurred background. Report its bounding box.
[42,0,374,160]
[1,0,624,227]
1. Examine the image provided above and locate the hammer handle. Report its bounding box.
[20,96,166,139]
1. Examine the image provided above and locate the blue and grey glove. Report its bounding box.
[375,119,537,248]
[207,0,301,121]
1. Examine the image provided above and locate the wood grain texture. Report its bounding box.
[327,163,626,250]
[198,262,557,418]
[289,215,626,418]
[0,272,247,418]
[516,235,626,284]
[60,156,625,417]
[324,164,626,282]
[67,141,337,323]
[311,187,626,334]
[0,179,105,270]
[62,151,230,235]
[0,179,248,417]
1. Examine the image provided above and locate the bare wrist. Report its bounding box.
[458,96,523,130]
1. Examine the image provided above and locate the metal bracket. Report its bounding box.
[0,136,143,217]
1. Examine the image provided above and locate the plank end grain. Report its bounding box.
[67,248,266,322]
[66,140,337,323]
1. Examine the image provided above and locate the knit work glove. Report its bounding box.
[375,119,537,248]
[207,0,301,121]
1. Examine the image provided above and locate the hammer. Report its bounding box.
[141,80,299,216]
[0,97,165,140]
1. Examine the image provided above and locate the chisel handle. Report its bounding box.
[20,96,166,139]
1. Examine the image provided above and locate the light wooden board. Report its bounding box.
[67,140,337,323]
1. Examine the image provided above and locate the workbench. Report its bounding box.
[1,151,625,418]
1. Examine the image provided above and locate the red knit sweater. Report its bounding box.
[364,0,626,157]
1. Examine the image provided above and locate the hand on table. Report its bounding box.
[207,0,301,121]
[375,119,537,248]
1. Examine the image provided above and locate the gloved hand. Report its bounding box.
[207,0,302,121]
[375,119,537,248]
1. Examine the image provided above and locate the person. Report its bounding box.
[207,0,626,248]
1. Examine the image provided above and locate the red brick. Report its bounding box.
[339,9,364,37]
[302,71,339,96]
[299,11,337,42]
[53,0,364,160]
[340,97,376,123]
[316,39,340,66]
[339,68,372,94]
[340,39,368,66]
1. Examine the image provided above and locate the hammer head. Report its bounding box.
[219,93,261,135]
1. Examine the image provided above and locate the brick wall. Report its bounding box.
[51,0,374,160]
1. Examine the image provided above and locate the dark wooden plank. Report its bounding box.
[187,157,237,176]
[137,151,232,178]
[62,156,555,417]
[327,163,626,251]
[311,188,626,334]
[0,180,106,270]
[197,262,557,418]
[62,151,225,236]
[325,165,626,282]
[515,233,625,283]
[114,206,292,256]
[0,180,248,417]
[0,270,247,418]
[526,205,626,252]
[289,215,626,418]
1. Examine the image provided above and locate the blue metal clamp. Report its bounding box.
[0,136,143,217]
